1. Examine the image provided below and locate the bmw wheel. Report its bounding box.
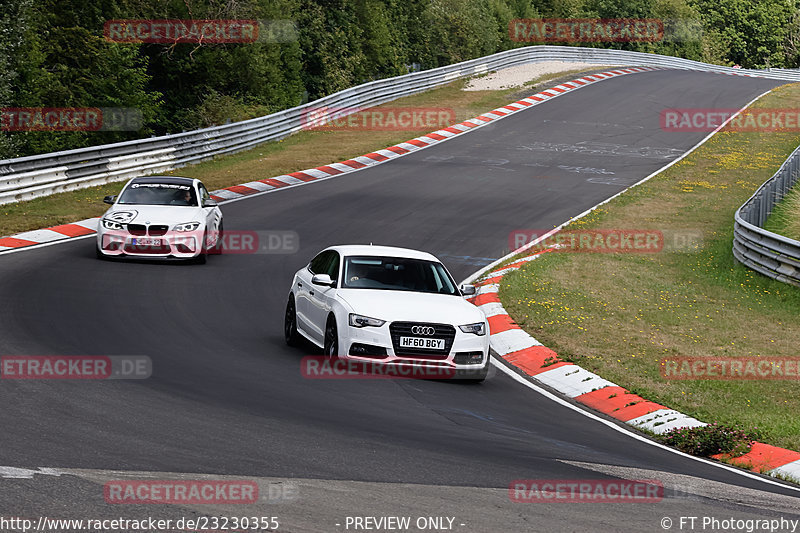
[210,221,224,255]
[195,230,209,264]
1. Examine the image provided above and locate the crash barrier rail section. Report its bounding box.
[4,45,800,206]
[733,143,800,287]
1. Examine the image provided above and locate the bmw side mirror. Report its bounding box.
[460,284,476,296]
[103,195,116,205]
[312,274,335,287]
[203,198,218,207]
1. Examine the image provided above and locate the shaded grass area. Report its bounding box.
[499,82,800,451]
[1,66,607,237]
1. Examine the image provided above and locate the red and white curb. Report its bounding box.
[0,67,656,253]
[468,241,800,482]
[204,66,656,204]
[0,219,98,252]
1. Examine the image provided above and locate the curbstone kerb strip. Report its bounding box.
[0,218,99,251]
[0,67,654,253]
[468,239,800,481]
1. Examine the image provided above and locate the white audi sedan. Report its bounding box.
[97,176,223,263]
[285,245,490,381]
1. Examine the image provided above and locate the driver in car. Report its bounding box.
[171,188,195,206]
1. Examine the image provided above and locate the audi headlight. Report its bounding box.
[174,221,201,232]
[349,314,386,328]
[459,322,486,336]
[101,218,124,230]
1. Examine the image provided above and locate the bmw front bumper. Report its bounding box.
[97,228,204,259]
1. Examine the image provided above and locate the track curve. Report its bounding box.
[1,70,798,530]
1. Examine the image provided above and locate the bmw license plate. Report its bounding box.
[400,336,445,350]
[132,238,161,246]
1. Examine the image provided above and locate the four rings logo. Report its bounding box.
[411,326,435,335]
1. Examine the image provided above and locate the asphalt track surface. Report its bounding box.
[1,70,798,532]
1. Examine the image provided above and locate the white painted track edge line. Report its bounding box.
[0,233,97,255]
[490,356,800,493]
[0,69,652,252]
[166,68,654,209]
[461,87,777,284]
[458,87,800,492]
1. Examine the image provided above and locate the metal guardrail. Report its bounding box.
[733,145,800,287]
[4,45,800,205]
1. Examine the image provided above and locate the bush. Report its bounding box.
[659,422,760,458]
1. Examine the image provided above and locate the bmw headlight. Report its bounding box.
[459,322,486,336]
[349,314,386,328]
[174,221,201,232]
[101,218,124,230]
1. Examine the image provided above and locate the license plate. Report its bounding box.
[400,336,445,350]
[132,238,161,246]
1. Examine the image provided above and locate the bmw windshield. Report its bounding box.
[342,256,459,295]
[118,182,198,206]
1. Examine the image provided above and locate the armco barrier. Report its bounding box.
[4,45,800,205]
[733,144,800,287]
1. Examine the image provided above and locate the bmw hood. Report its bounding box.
[337,289,485,325]
[103,205,206,226]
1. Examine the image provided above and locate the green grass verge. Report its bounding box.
[499,82,800,452]
[764,184,800,241]
[0,66,607,238]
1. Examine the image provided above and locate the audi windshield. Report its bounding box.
[341,256,459,295]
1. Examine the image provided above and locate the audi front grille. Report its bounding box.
[389,322,456,358]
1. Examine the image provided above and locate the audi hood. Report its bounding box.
[336,289,485,325]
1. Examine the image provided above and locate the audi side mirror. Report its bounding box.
[103,195,116,205]
[203,198,218,208]
[312,274,335,287]
[460,284,476,296]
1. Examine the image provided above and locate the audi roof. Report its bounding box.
[321,245,439,262]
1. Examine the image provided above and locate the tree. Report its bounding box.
[7,0,161,156]
[690,0,796,67]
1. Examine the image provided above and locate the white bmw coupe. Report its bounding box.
[285,245,490,381]
[97,176,223,263]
